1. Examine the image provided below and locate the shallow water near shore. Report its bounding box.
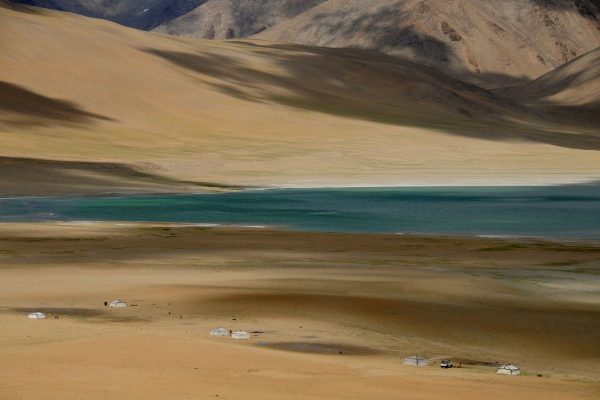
[1,186,600,239]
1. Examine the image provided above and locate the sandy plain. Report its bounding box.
[0,222,599,399]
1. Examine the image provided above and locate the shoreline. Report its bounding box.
[2,221,599,245]
[2,179,600,199]
[255,178,600,189]
[3,179,600,198]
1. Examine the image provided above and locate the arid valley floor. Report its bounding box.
[1,223,599,399]
[2,1,600,398]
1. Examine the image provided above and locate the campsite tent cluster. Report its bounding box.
[23,303,521,376]
[27,299,128,321]
[403,356,521,375]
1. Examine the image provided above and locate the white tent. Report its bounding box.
[109,300,127,308]
[231,330,251,340]
[497,364,521,375]
[28,312,46,319]
[210,327,230,337]
[403,356,429,366]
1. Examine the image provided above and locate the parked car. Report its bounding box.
[440,359,453,368]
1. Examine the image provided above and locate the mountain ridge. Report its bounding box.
[2,1,600,193]
[154,0,326,39]
[12,0,600,87]
[13,0,208,29]
[254,0,600,87]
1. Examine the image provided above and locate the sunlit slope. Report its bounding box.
[1,1,600,192]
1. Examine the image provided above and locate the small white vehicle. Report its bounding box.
[440,359,453,369]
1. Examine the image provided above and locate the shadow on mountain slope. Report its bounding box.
[0,157,243,196]
[144,45,600,150]
[1,0,41,13]
[0,81,114,127]
[253,0,600,89]
[303,4,539,88]
[531,0,600,16]
[274,5,453,65]
[11,0,208,30]
[498,47,600,126]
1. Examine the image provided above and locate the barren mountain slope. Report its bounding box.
[154,0,326,39]
[15,0,600,88]
[255,0,600,87]
[13,0,207,29]
[1,1,600,194]
[503,47,600,109]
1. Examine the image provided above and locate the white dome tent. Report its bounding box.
[109,300,128,308]
[28,312,46,319]
[497,364,521,375]
[231,330,251,340]
[403,355,429,366]
[210,327,230,337]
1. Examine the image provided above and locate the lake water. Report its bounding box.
[1,186,600,239]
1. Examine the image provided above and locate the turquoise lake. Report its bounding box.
[1,186,600,239]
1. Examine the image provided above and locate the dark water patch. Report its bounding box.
[201,291,600,359]
[7,307,146,322]
[260,341,379,356]
[9,307,106,317]
[98,315,149,323]
[453,358,501,367]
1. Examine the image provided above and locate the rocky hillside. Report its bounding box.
[14,0,600,88]
[154,0,326,39]
[255,0,600,87]
[13,0,207,29]
[501,46,600,122]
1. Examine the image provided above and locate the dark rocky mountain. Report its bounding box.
[153,0,326,39]
[14,0,207,29]
[255,0,600,87]
[500,46,600,123]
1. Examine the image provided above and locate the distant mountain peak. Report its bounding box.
[14,0,209,29]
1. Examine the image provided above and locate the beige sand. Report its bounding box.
[1,222,599,399]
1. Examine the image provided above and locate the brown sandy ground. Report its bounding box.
[0,222,599,399]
